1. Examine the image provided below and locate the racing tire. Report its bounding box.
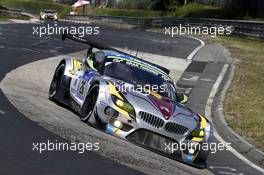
[48,63,65,101]
[196,149,209,165]
[80,84,99,123]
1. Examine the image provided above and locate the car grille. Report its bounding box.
[139,111,164,128]
[164,122,189,135]
[126,129,181,156]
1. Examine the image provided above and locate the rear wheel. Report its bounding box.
[80,84,99,122]
[49,63,65,100]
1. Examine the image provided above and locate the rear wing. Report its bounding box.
[61,32,170,75]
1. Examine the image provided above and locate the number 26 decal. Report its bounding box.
[78,80,86,95]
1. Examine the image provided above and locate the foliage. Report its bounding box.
[0,0,70,17]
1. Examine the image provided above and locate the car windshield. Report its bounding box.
[103,62,177,101]
[44,10,55,13]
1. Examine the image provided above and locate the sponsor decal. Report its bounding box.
[148,95,173,120]
[185,155,193,162]
[106,124,121,136]
[70,59,83,75]
[83,71,94,81]
[106,53,172,82]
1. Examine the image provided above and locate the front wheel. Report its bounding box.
[196,149,209,165]
[49,63,65,100]
[80,84,99,122]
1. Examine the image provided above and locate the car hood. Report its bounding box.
[109,79,199,131]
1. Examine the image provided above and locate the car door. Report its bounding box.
[69,60,95,105]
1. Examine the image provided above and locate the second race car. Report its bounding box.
[39,9,58,21]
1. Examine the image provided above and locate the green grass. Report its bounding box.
[89,3,225,18]
[211,36,264,151]
[0,14,30,21]
[90,3,263,20]
[169,3,225,18]
[90,8,161,18]
[1,1,260,20]
[0,0,70,18]
[0,15,12,21]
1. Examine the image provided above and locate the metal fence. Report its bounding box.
[66,15,264,39]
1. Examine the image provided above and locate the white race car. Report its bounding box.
[40,9,58,21]
[49,33,213,168]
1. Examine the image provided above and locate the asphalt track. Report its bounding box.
[0,21,263,175]
[0,21,201,175]
[0,23,144,175]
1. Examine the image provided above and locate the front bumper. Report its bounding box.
[95,90,211,168]
[105,122,208,168]
[40,15,58,20]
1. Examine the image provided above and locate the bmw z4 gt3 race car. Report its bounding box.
[49,33,213,168]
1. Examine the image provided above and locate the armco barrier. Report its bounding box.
[65,15,264,39]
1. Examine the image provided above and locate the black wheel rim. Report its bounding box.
[81,85,99,121]
[49,64,64,96]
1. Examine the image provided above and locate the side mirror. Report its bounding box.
[177,93,188,105]
[92,52,106,72]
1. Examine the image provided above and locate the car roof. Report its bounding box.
[102,50,173,82]
[43,9,56,12]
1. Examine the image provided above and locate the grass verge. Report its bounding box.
[169,3,225,18]
[0,14,30,21]
[90,8,161,18]
[0,0,70,18]
[212,36,264,151]
[90,3,263,20]
[89,3,220,18]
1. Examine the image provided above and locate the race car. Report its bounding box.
[49,33,213,168]
[39,9,58,21]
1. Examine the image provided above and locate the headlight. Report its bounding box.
[111,95,135,117]
[190,128,205,138]
[187,114,208,142]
